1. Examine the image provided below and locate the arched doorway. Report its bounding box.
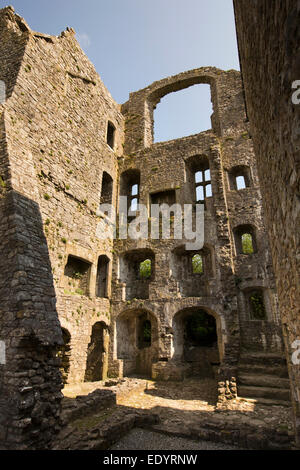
[116,309,158,377]
[57,328,71,385]
[172,307,220,378]
[84,322,108,382]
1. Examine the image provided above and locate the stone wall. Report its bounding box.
[233,0,300,446]
[0,6,123,448]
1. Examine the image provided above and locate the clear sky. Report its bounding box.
[6,0,239,141]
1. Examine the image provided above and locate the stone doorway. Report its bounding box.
[172,307,220,378]
[84,322,108,382]
[116,309,158,378]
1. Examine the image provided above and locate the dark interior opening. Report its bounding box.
[150,189,176,205]
[96,255,109,298]
[184,309,217,347]
[64,255,91,296]
[138,315,152,349]
[107,121,116,149]
[100,171,113,207]
[249,290,266,320]
[84,322,106,382]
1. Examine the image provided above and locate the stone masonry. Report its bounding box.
[0,6,294,449]
[233,0,300,447]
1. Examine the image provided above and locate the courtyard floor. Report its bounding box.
[58,377,294,450]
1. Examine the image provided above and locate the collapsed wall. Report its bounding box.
[233,0,300,447]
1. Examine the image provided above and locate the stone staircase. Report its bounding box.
[237,352,291,406]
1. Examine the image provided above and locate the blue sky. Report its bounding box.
[7,0,239,141]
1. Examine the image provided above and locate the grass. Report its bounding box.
[72,406,117,431]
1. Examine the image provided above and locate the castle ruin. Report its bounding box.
[0,5,296,449]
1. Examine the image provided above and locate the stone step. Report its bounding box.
[238,364,289,378]
[238,374,291,390]
[239,396,291,407]
[239,353,287,367]
[238,385,291,401]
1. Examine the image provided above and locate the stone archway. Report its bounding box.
[116,308,158,378]
[172,307,221,378]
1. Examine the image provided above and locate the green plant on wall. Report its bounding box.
[192,254,203,274]
[139,259,151,279]
[249,292,266,319]
[73,271,83,279]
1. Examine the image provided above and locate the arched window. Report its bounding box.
[234,225,257,255]
[241,233,254,254]
[192,254,203,274]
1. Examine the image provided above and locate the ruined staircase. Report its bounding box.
[237,352,291,406]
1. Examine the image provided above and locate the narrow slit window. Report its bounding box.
[100,171,113,207]
[96,255,110,298]
[236,175,246,190]
[107,121,116,149]
[131,184,138,196]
